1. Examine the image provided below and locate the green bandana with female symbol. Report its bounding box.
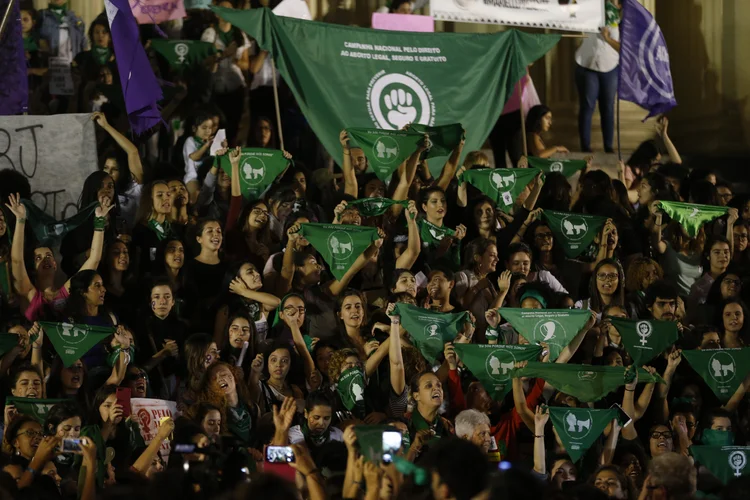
[337,367,366,418]
[21,200,99,247]
[690,445,750,484]
[527,157,587,178]
[218,148,290,201]
[39,322,115,367]
[454,343,541,400]
[348,198,409,217]
[658,201,729,238]
[298,223,380,281]
[150,39,218,72]
[458,168,540,214]
[548,406,620,462]
[393,303,468,364]
[6,397,70,424]
[346,128,424,181]
[499,308,591,362]
[681,348,750,403]
[542,210,608,258]
[609,318,678,367]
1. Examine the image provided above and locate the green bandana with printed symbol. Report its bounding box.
[150,39,218,72]
[337,367,366,418]
[681,348,750,403]
[499,308,591,362]
[219,148,290,201]
[527,157,587,178]
[513,362,664,402]
[39,322,115,367]
[346,128,424,181]
[6,397,70,424]
[458,168,540,214]
[298,223,380,281]
[690,446,750,485]
[454,344,541,401]
[609,318,678,367]
[0,334,19,357]
[347,198,409,217]
[393,303,468,364]
[21,200,99,247]
[407,123,464,160]
[542,210,608,258]
[548,406,619,463]
[419,219,455,246]
[658,201,729,238]
[354,425,401,463]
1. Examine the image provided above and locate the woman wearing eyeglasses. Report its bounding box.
[123,365,149,399]
[577,259,625,315]
[647,424,675,458]
[224,200,274,268]
[4,415,43,464]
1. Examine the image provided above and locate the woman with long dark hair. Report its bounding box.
[716,298,750,348]
[132,180,175,276]
[526,104,569,158]
[578,258,625,315]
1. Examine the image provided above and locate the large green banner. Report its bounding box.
[211,6,560,171]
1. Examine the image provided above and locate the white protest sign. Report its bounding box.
[0,114,98,219]
[131,398,179,463]
[49,57,74,96]
[210,129,226,155]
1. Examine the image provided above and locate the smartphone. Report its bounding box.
[61,438,82,454]
[173,443,196,454]
[265,446,295,464]
[610,403,633,428]
[115,387,132,419]
[382,431,402,464]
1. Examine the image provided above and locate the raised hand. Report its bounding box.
[91,111,108,128]
[95,194,114,217]
[229,277,249,297]
[485,309,501,329]
[497,269,512,294]
[534,405,549,429]
[406,200,418,221]
[250,354,264,375]
[5,193,27,219]
[444,342,457,370]
[454,224,467,240]
[272,396,296,432]
[228,146,242,166]
[339,129,350,149]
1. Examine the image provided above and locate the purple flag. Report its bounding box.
[104,0,162,134]
[0,0,29,114]
[618,0,677,120]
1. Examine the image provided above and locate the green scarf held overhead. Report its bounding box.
[542,210,608,259]
[0,261,11,298]
[21,200,99,247]
[302,420,331,448]
[23,35,39,53]
[347,198,409,217]
[298,223,380,281]
[346,128,424,181]
[6,397,70,424]
[218,148,290,201]
[39,322,116,367]
[690,446,750,485]
[513,362,664,402]
[681,348,750,403]
[702,429,735,447]
[48,2,68,23]
[407,123,464,160]
[548,406,619,463]
[453,344,541,401]
[393,303,468,364]
[147,218,171,241]
[0,334,19,357]
[419,219,454,246]
[609,318,679,367]
[354,425,400,463]
[150,39,218,72]
[459,168,540,214]
[499,308,591,362]
[527,157,587,178]
[92,46,111,65]
[658,201,729,238]
[337,367,366,419]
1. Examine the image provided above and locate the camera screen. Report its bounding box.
[266,446,295,463]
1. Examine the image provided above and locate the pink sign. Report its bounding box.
[130,0,186,24]
[371,13,434,33]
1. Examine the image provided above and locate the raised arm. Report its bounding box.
[4,194,34,302]
[727,208,739,256]
[387,303,405,396]
[132,418,174,473]
[512,361,536,432]
[533,405,548,475]
[456,165,469,208]
[435,132,465,191]
[325,231,384,297]
[634,366,658,420]
[340,130,358,198]
[651,208,668,255]
[655,349,681,423]
[656,117,682,164]
[229,277,281,309]
[600,419,621,465]
[394,202,420,270]
[389,136,428,218]
[65,197,113,291]
[92,112,143,184]
[284,314,316,381]
[229,146,242,198]
[556,311,597,365]
[522,171,544,211]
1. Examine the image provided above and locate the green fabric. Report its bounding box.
[542,210,608,259]
[23,35,39,53]
[5,397,69,424]
[80,425,106,488]
[347,197,409,217]
[658,201,729,238]
[337,367,366,418]
[498,308,591,362]
[409,408,446,440]
[0,334,18,357]
[193,135,205,149]
[39,321,115,367]
[702,429,735,447]
[92,46,111,65]
[548,406,618,463]
[218,148,290,201]
[408,123,464,163]
[48,3,67,23]
[147,218,171,241]
[513,362,664,403]
[527,157,587,178]
[610,318,678,367]
[459,168,540,214]
[354,425,399,463]
[106,346,135,367]
[217,26,237,48]
[346,128,424,180]
[227,401,252,444]
[21,199,98,247]
[682,348,750,403]
[302,420,330,447]
[453,343,541,401]
[298,223,379,281]
[393,303,468,364]
[605,0,620,27]
[690,446,750,485]
[209,6,560,176]
[0,261,10,296]
[418,219,460,266]
[150,39,217,72]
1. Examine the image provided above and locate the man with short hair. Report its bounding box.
[638,452,696,500]
[455,409,492,454]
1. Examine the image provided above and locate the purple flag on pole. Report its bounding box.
[104,0,162,134]
[618,0,677,120]
[0,0,29,115]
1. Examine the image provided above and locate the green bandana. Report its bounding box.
[227,401,253,444]
[393,456,427,486]
[605,1,620,27]
[346,128,424,181]
[458,168,540,214]
[354,425,400,463]
[681,349,750,403]
[0,261,10,298]
[410,408,446,440]
[454,344,541,401]
[337,367,366,418]
[107,345,135,367]
[542,210,608,258]
[39,321,115,367]
[658,201,729,238]
[92,46,111,65]
[0,334,19,357]
[6,397,70,424]
[690,446,750,485]
[298,223,380,281]
[393,303,468,364]
[702,429,735,447]
[499,308,591,362]
[147,218,171,241]
[609,318,678,367]
[217,26,236,49]
[218,148,290,201]
[548,406,619,463]
[302,420,331,447]
[513,362,664,402]
[21,200,99,247]
[150,39,217,72]
[347,198,409,217]
[23,35,39,53]
[407,123,464,159]
[48,3,67,23]
[193,135,205,149]
[419,219,454,245]
[527,157,587,178]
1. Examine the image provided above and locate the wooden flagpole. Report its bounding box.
[520,69,529,157]
[270,59,285,151]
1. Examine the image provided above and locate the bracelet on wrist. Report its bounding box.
[625,388,635,391]
[534,434,544,438]
[26,466,38,476]
[17,218,26,224]
[93,216,107,230]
